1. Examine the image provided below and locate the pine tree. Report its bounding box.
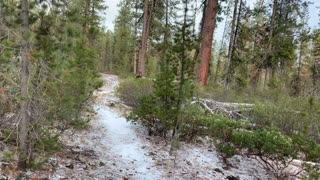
[171,0,196,137]
[197,0,218,87]
[128,0,196,139]
[113,0,134,75]
[18,0,31,170]
[138,0,155,76]
[224,0,240,89]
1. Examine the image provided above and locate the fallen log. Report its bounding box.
[191,98,254,119]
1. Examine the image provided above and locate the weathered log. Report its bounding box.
[191,98,254,119]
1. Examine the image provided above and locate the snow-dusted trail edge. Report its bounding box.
[50,74,274,180]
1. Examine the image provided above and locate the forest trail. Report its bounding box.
[51,74,271,180]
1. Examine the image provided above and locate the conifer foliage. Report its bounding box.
[0,0,105,169]
[128,0,196,138]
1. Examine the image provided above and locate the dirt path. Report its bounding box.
[49,74,272,180]
[0,74,305,179]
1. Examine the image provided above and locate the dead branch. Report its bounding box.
[191,97,254,119]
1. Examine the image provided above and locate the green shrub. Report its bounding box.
[232,128,296,158]
[127,95,158,129]
[68,118,90,130]
[292,134,320,162]
[116,78,154,107]
[303,163,320,180]
[179,104,207,139]
[250,97,320,142]
[35,130,61,155]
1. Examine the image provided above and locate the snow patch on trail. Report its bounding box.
[49,74,274,180]
[95,107,163,179]
[0,74,306,179]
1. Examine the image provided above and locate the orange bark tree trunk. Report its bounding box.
[197,0,218,87]
[138,0,154,76]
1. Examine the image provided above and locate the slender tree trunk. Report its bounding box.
[250,0,264,90]
[0,0,3,42]
[296,40,303,95]
[18,0,30,170]
[164,0,170,42]
[197,0,218,87]
[89,0,95,45]
[104,37,109,72]
[264,67,270,89]
[138,0,154,76]
[264,0,277,90]
[84,0,91,46]
[214,2,231,84]
[224,0,239,89]
[133,0,139,74]
[172,0,188,139]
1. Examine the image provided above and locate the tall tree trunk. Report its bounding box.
[199,0,207,37]
[193,0,207,74]
[296,40,303,95]
[172,0,188,139]
[18,0,30,170]
[250,0,264,90]
[0,0,3,42]
[104,37,109,72]
[89,0,95,45]
[264,0,277,90]
[133,0,139,74]
[138,0,154,76]
[164,0,170,42]
[214,1,231,84]
[224,0,239,89]
[197,0,218,87]
[84,0,91,46]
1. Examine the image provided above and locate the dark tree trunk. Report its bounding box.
[172,0,188,139]
[224,0,239,89]
[296,40,303,95]
[18,0,31,170]
[133,0,139,74]
[197,0,218,87]
[84,0,91,46]
[0,0,3,42]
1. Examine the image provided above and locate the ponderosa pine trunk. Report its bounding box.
[224,0,239,89]
[197,0,218,87]
[18,0,30,170]
[138,0,154,76]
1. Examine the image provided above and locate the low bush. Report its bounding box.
[196,114,320,178]
[250,96,320,142]
[116,78,154,107]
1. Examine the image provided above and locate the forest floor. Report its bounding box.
[1,74,278,179]
[50,74,273,180]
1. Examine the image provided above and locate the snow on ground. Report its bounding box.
[27,74,275,179]
[0,74,308,179]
